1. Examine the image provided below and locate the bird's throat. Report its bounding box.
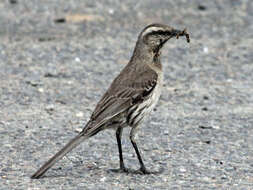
[153,50,162,70]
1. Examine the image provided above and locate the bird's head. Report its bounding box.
[138,23,190,54]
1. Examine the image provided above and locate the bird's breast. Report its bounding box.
[149,73,163,111]
[127,73,163,127]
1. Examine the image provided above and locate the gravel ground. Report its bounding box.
[1,0,253,189]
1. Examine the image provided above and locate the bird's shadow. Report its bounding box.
[108,167,164,175]
[30,164,165,179]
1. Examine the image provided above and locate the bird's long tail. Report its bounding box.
[31,133,88,179]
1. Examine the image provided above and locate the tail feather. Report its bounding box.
[31,133,88,179]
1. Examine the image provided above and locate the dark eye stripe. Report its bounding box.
[146,30,170,37]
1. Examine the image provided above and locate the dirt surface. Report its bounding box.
[1,0,253,189]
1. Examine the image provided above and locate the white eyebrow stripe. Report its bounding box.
[141,26,164,37]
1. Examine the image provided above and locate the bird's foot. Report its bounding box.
[135,166,164,175]
[109,166,164,175]
[119,165,129,173]
[109,166,129,173]
[136,166,151,175]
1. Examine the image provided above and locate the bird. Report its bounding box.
[31,23,190,179]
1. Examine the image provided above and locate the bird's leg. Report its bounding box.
[130,127,150,174]
[116,127,128,172]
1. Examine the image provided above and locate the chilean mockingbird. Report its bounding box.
[31,23,190,179]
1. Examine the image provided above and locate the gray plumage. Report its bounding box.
[31,23,190,179]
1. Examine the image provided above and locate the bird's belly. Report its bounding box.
[127,77,162,126]
[144,80,162,114]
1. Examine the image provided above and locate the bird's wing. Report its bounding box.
[82,65,158,135]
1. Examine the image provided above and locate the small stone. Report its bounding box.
[202,107,208,111]
[199,125,212,129]
[45,105,55,113]
[108,9,115,15]
[100,177,106,182]
[26,80,40,87]
[75,57,81,62]
[212,125,220,129]
[202,176,210,181]
[221,176,227,180]
[203,47,209,53]
[75,127,82,133]
[203,96,209,100]
[9,0,17,4]
[179,167,186,172]
[38,88,44,92]
[204,140,211,144]
[54,18,66,23]
[198,5,206,11]
[76,111,84,118]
